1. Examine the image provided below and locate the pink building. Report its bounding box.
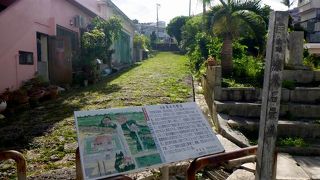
[0,0,135,93]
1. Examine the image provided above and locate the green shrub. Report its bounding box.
[133,34,150,50]
[187,32,222,77]
[278,137,308,147]
[222,78,247,87]
[233,55,264,86]
[303,48,320,69]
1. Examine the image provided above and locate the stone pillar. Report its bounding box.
[206,66,222,100]
[286,31,305,69]
[256,11,288,180]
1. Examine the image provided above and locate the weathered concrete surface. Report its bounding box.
[284,103,320,119]
[216,87,320,104]
[314,70,320,82]
[283,70,314,84]
[216,101,320,119]
[227,117,320,138]
[216,134,240,152]
[217,114,251,147]
[290,87,320,104]
[215,101,261,118]
[294,156,320,180]
[234,154,316,180]
[286,31,304,68]
[226,169,255,180]
[276,154,310,180]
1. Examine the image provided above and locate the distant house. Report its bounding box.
[298,0,320,54]
[0,0,135,92]
[135,21,171,43]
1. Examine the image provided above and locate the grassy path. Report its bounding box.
[0,52,192,178]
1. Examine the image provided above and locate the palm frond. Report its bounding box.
[230,0,262,15]
[210,7,229,28]
[233,10,266,38]
[219,0,229,8]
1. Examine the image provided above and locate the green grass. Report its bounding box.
[0,52,192,178]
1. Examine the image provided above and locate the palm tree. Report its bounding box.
[210,0,264,76]
[200,0,212,30]
[281,0,295,10]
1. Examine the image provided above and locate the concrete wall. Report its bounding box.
[0,0,93,92]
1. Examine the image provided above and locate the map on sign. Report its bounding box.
[74,102,224,180]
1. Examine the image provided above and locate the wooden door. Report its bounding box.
[48,36,73,85]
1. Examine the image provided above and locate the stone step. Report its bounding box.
[226,116,320,138]
[215,101,320,119]
[228,154,312,180]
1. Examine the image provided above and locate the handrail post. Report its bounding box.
[0,150,27,180]
[187,146,258,180]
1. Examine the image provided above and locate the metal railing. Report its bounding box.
[0,150,27,180]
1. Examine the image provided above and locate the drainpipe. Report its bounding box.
[15,53,19,89]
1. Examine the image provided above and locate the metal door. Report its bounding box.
[48,36,73,85]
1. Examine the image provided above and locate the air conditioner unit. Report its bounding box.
[74,15,86,28]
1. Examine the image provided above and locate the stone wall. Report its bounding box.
[216,87,320,104]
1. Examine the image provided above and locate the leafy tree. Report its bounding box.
[281,0,295,10]
[133,34,150,50]
[132,19,139,24]
[181,15,202,52]
[82,29,106,66]
[150,31,157,48]
[209,0,265,76]
[167,16,190,45]
[200,0,212,31]
[91,17,122,68]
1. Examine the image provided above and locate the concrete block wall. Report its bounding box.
[283,70,320,83]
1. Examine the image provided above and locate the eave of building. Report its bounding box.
[104,0,135,28]
[66,0,98,18]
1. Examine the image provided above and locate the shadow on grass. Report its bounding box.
[0,64,141,151]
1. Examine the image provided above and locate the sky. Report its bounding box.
[112,0,298,24]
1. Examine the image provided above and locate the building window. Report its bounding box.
[19,51,34,65]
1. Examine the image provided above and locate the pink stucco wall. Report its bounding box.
[0,0,93,92]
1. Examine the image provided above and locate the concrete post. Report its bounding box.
[206,66,222,100]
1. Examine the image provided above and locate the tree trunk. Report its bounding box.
[221,35,233,77]
[202,2,206,31]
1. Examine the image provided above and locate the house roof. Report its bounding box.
[67,0,135,28]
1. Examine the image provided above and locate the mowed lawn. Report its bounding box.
[0,52,193,178]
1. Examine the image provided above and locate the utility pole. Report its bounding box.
[156,3,160,39]
[189,0,191,16]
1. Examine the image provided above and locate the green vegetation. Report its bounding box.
[75,17,122,84]
[303,49,320,70]
[0,52,191,178]
[278,137,309,147]
[133,34,150,50]
[207,0,266,76]
[167,16,190,45]
[282,80,296,90]
[135,154,162,168]
[166,0,271,86]
[114,151,135,172]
